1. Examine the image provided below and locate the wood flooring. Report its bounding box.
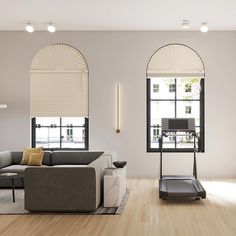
[0,178,236,236]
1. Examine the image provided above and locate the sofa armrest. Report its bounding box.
[24,167,98,212]
[88,153,111,208]
[0,151,12,169]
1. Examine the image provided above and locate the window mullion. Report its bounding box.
[174,78,177,149]
[200,78,205,152]
[32,118,36,148]
[60,117,62,149]
[147,79,151,151]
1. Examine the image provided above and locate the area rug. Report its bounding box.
[0,189,130,215]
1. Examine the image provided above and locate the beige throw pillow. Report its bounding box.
[20,147,43,165]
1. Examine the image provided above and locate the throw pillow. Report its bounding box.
[27,152,44,166]
[20,147,43,165]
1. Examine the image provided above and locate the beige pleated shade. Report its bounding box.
[30,44,88,117]
[147,44,205,77]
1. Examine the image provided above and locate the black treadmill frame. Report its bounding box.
[159,129,206,200]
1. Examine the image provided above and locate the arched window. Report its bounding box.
[30,44,89,149]
[147,43,205,152]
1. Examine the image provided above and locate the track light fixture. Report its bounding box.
[200,23,208,33]
[47,23,56,33]
[25,23,34,33]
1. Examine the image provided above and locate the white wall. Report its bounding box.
[0,31,236,177]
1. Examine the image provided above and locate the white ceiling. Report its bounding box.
[1,0,236,31]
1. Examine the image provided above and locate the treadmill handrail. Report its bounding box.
[159,130,198,179]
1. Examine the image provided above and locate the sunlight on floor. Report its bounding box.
[202,180,236,206]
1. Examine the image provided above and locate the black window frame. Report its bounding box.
[31,117,89,151]
[147,78,205,153]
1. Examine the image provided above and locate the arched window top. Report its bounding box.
[146,43,205,152]
[147,44,205,78]
[30,43,88,117]
[31,43,88,72]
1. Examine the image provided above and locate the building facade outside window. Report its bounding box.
[169,84,176,92]
[153,84,159,93]
[153,128,159,141]
[185,106,192,114]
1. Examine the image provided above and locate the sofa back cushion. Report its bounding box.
[0,151,12,168]
[11,151,51,166]
[51,151,104,166]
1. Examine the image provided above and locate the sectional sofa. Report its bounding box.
[0,150,114,212]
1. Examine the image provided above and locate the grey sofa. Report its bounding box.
[0,150,113,212]
[0,151,51,187]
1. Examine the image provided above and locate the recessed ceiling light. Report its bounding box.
[47,23,56,33]
[200,23,208,33]
[182,20,190,29]
[0,104,7,109]
[25,23,34,33]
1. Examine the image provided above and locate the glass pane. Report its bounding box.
[150,128,175,149]
[150,127,160,148]
[163,131,175,149]
[177,78,201,99]
[176,101,200,126]
[62,117,85,127]
[195,127,200,150]
[176,132,194,149]
[36,117,60,127]
[176,129,200,149]
[196,127,200,137]
[150,78,175,99]
[151,101,175,127]
[36,127,60,148]
[61,127,85,148]
[150,143,159,149]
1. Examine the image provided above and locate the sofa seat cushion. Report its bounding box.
[0,165,47,174]
[53,165,88,168]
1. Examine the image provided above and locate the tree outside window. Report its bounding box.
[185,83,192,92]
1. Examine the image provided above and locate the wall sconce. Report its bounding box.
[0,104,7,109]
[116,84,120,133]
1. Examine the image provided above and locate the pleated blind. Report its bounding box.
[147,44,204,78]
[30,44,88,117]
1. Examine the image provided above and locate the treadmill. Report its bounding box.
[159,118,206,200]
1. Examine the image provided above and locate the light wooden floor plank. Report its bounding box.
[0,178,236,236]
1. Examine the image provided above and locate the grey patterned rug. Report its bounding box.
[0,189,130,215]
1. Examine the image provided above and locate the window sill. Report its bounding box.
[147,148,204,153]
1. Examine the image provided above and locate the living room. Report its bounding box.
[0,1,236,235]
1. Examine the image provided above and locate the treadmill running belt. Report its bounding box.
[165,179,198,197]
